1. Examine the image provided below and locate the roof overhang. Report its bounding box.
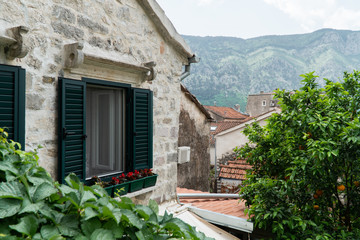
[181,84,213,120]
[136,0,194,59]
[188,206,253,233]
[215,109,281,137]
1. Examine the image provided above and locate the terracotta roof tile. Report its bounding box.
[205,106,249,120]
[210,119,252,135]
[177,187,248,219]
[219,159,252,180]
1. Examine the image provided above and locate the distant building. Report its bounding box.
[205,105,249,122]
[246,91,279,117]
[204,105,251,165]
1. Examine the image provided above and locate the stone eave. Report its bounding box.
[136,0,194,59]
[181,84,213,121]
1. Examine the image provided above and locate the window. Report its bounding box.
[210,126,217,131]
[262,100,266,106]
[86,86,125,177]
[58,77,153,183]
[0,64,25,149]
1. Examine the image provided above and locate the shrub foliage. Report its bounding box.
[237,71,360,239]
[0,129,213,240]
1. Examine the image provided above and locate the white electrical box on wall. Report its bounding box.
[178,146,191,164]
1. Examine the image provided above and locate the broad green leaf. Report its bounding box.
[148,199,159,214]
[84,207,99,220]
[134,205,153,221]
[121,209,143,229]
[112,208,122,224]
[65,191,80,208]
[103,220,124,238]
[0,161,19,175]
[9,215,38,237]
[135,230,146,240]
[74,236,88,240]
[90,229,114,240]
[40,225,61,239]
[0,181,24,199]
[49,236,66,240]
[81,218,101,237]
[27,168,53,185]
[0,198,22,218]
[80,190,96,206]
[57,185,75,195]
[33,182,58,202]
[57,214,80,237]
[19,201,43,214]
[65,174,81,190]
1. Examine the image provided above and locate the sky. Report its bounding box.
[156,0,360,39]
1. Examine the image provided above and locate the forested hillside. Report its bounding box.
[182,29,360,112]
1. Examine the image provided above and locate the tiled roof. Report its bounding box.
[205,106,249,120]
[177,187,248,219]
[211,120,248,135]
[219,159,252,180]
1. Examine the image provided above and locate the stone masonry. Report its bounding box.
[0,0,192,204]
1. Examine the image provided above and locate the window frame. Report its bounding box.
[82,78,132,182]
[58,76,153,184]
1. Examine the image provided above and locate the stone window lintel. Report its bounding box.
[63,42,156,83]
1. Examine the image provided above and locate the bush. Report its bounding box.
[0,129,214,240]
[237,71,360,239]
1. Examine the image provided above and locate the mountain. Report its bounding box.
[182,29,360,112]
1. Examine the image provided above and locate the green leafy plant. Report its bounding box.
[0,128,214,240]
[236,71,360,239]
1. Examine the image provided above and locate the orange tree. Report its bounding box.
[236,71,360,239]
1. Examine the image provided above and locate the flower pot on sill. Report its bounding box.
[104,186,113,197]
[113,182,130,196]
[129,178,145,193]
[143,174,158,188]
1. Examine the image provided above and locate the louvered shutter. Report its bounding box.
[132,88,153,170]
[58,78,86,183]
[0,64,25,149]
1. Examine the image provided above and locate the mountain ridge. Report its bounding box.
[182,29,360,112]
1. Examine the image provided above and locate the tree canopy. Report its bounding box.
[237,71,360,239]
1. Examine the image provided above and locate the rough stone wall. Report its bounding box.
[0,0,188,204]
[177,92,211,192]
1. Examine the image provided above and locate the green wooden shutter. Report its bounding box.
[132,88,153,170]
[0,64,25,149]
[58,78,86,183]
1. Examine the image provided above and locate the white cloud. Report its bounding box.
[263,0,360,31]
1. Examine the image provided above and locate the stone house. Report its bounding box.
[0,0,197,204]
[246,91,279,117]
[177,84,213,192]
[218,158,251,193]
[214,110,280,163]
[206,105,251,165]
[205,105,249,122]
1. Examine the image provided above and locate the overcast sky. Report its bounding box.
[156,0,360,39]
